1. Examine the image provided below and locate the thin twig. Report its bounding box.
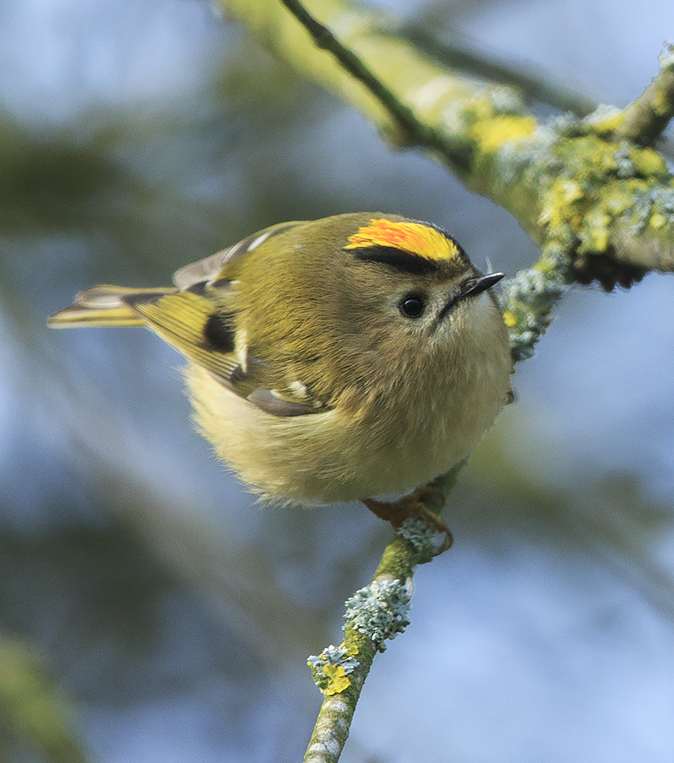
[397,23,598,117]
[277,0,473,169]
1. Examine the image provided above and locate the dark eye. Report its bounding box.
[399,294,425,319]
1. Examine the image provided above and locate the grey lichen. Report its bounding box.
[659,42,674,71]
[492,126,554,187]
[501,248,570,361]
[395,514,436,557]
[488,85,529,115]
[613,143,637,179]
[581,104,622,131]
[630,186,674,234]
[343,578,412,651]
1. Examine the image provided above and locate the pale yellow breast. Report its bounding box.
[183,295,511,504]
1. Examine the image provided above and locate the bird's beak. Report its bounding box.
[435,272,505,327]
[458,272,505,301]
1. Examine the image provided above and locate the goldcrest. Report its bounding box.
[50,213,512,534]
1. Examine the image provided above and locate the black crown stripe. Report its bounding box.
[349,245,440,276]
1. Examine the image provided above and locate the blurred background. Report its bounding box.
[1,0,673,761]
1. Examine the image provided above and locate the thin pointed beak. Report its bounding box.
[435,271,506,327]
[458,272,505,300]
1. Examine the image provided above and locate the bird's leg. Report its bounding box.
[362,486,453,555]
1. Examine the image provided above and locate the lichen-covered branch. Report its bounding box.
[501,244,570,361]
[303,467,461,763]
[612,44,674,145]
[217,0,674,279]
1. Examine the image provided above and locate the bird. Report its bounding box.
[50,212,513,552]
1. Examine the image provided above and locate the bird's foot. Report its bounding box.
[362,486,452,555]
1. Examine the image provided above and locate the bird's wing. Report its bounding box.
[172,220,305,288]
[126,286,327,417]
[50,217,326,416]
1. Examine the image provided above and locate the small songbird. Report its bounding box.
[50,213,513,550]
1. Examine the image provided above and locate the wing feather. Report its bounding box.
[126,291,241,382]
[131,291,327,416]
[172,221,304,288]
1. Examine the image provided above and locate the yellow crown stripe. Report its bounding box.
[345,218,460,262]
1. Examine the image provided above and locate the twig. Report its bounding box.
[397,23,598,117]
[501,242,571,361]
[277,0,473,169]
[613,44,674,145]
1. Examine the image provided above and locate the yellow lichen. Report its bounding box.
[652,90,671,116]
[602,183,639,215]
[322,665,351,696]
[579,208,611,252]
[650,212,667,229]
[472,115,536,153]
[630,146,669,177]
[541,178,585,229]
[558,179,584,203]
[590,141,620,173]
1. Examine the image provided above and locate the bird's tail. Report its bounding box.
[48,285,174,328]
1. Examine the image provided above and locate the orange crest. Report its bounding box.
[344,218,460,262]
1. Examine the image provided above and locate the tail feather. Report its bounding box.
[48,285,174,328]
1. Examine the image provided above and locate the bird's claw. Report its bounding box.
[363,486,452,556]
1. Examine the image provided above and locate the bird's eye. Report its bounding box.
[399,294,425,319]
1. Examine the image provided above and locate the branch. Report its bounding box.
[304,467,462,763]
[612,44,674,145]
[217,0,674,279]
